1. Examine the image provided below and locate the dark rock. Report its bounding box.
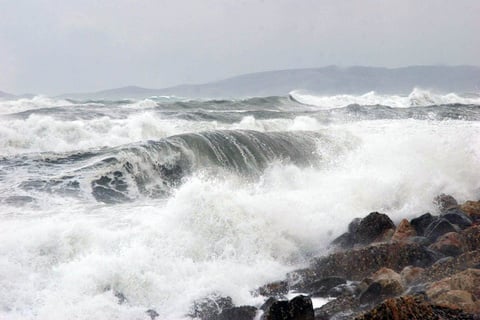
[217,306,257,320]
[442,207,473,229]
[434,194,459,212]
[410,213,437,236]
[262,300,289,320]
[358,282,382,305]
[262,296,314,320]
[429,232,465,257]
[406,236,432,246]
[289,295,314,320]
[331,232,354,249]
[190,294,234,320]
[424,218,457,242]
[461,201,480,222]
[261,297,278,311]
[463,225,480,251]
[354,212,395,245]
[303,242,438,284]
[355,294,477,320]
[348,218,362,234]
[420,250,480,283]
[358,275,404,306]
[314,296,359,320]
[309,277,347,297]
[258,281,288,298]
[146,309,159,320]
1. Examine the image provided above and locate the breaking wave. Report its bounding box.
[289,88,480,109]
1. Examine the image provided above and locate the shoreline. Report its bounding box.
[188,194,480,320]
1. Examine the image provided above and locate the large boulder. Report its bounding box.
[391,219,416,242]
[262,295,314,320]
[434,194,459,212]
[289,242,438,293]
[410,212,437,236]
[355,294,477,320]
[354,212,395,245]
[217,306,257,320]
[331,213,395,249]
[460,201,480,222]
[426,268,480,314]
[308,276,346,297]
[424,218,458,242]
[463,225,480,251]
[442,207,473,230]
[420,250,480,283]
[258,280,289,298]
[429,232,466,257]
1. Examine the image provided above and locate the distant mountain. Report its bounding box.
[60,65,480,100]
[0,90,15,99]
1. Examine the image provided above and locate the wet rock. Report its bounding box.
[429,232,465,257]
[406,236,431,246]
[289,295,314,320]
[400,266,425,286]
[146,309,159,320]
[427,268,480,313]
[261,297,278,311]
[461,201,480,222]
[308,276,346,297]
[262,295,313,320]
[420,250,480,283]
[262,300,289,320]
[432,290,480,315]
[190,294,234,320]
[442,207,473,229]
[463,226,480,251]
[328,282,362,298]
[354,212,395,245]
[370,268,401,283]
[410,212,437,236]
[217,306,257,320]
[355,294,477,320]
[391,219,416,242]
[314,296,358,320]
[434,194,459,212]
[424,218,457,242]
[331,232,354,249]
[305,242,437,284]
[450,268,480,299]
[358,273,404,306]
[258,280,289,298]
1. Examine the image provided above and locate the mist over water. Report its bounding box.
[1,90,480,319]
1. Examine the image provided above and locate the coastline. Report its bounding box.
[189,195,480,320]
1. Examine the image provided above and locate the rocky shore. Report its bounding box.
[186,195,480,320]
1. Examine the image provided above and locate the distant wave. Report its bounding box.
[289,88,480,109]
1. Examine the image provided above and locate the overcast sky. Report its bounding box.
[0,0,479,95]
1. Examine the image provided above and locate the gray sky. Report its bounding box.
[0,0,479,95]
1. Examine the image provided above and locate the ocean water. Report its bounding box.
[1,89,480,319]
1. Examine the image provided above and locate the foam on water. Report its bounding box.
[1,116,480,319]
[290,88,480,109]
[0,95,74,115]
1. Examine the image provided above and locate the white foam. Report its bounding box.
[1,119,479,319]
[0,95,74,115]
[290,88,480,109]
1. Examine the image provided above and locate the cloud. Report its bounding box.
[0,0,479,94]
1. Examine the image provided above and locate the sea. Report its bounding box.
[1,88,480,319]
